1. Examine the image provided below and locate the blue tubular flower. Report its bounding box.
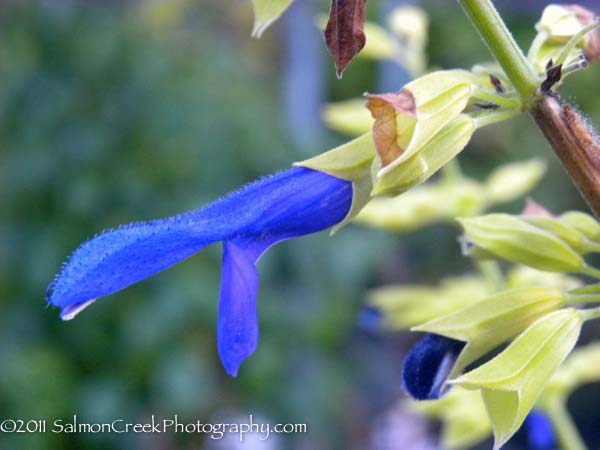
[526,411,557,450]
[402,333,466,400]
[47,167,353,376]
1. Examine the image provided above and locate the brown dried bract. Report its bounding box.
[366,90,416,168]
[324,0,368,77]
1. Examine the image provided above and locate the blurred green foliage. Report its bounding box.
[1,1,599,450]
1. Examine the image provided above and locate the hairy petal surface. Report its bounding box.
[48,168,352,320]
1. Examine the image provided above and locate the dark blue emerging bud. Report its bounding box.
[47,167,352,376]
[402,333,465,400]
[526,411,557,450]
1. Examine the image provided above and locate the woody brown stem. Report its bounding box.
[531,95,600,217]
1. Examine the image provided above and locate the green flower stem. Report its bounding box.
[568,283,600,296]
[471,86,522,110]
[583,240,600,254]
[581,306,600,321]
[581,264,600,280]
[457,0,539,107]
[546,397,588,450]
[475,259,504,291]
[473,108,520,128]
[555,20,600,67]
[566,292,600,305]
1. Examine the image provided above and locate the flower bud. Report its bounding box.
[521,215,588,253]
[458,214,584,272]
[452,308,583,450]
[413,287,566,377]
[368,274,491,329]
[356,180,484,232]
[536,4,589,44]
[322,98,374,137]
[560,211,600,241]
[484,159,546,205]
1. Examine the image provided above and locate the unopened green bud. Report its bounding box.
[536,4,589,44]
[322,98,374,137]
[546,343,600,397]
[372,114,475,196]
[361,22,401,61]
[387,6,428,51]
[414,287,566,377]
[484,159,546,204]
[366,70,472,175]
[507,266,583,291]
[560,211,600,241]
[356,180,484,232]
[521,216,588,253]
[369,274,490,330]
[452,308,583,450]
[458,214,584,273]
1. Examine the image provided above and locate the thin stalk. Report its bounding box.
[475,259,504,291]
[471,86,522,110]
[473,108,520,128]
[581,305,600,321]
[581,264,600,280]
[566,292,600,305]
[546,398,588,450]
[555,20,600,67]
[457,0,539,105]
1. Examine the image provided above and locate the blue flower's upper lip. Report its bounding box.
[47,167,353,375]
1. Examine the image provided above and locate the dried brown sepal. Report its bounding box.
[365,90,416,167]
[565,4,600,62]
[531,95,600,217]
[324,0,368,77]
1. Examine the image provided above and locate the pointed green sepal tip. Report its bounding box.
[251,0,294,38]
[458,214,584,273]
[413,287,566,377]
[452,308,583,450]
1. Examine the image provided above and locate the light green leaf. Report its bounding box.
[251,0,294,38]
[453,308,583,450]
